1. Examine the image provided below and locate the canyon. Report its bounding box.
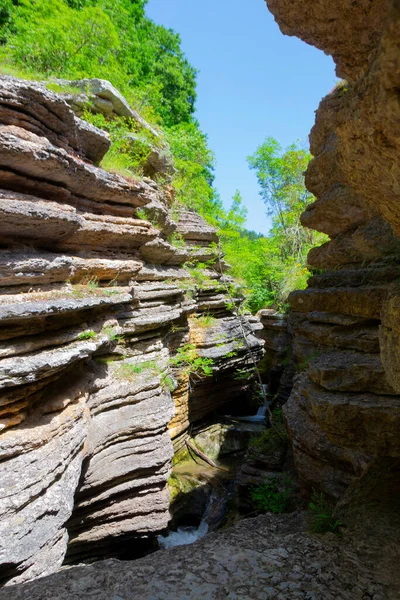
[1,0,400,598]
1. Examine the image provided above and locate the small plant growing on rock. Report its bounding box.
[161,373,177,392]
[192,313,217,328]
[70,276,100,298]
[135,208,148,220]
[168,232,186,249]
[170,343,214,378]
[116,360,161,380]
[309,492,343,534]
[103,326,123,342]
[169,204,182,223]
[185,261,212,288]
[77,329,97,340]
[249,426,287,460]
[45,82,82,95]
[250,476,290,514]
[234,368,254,381]
[295,350,319,372]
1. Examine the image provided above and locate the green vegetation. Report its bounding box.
[309,493,343,534]
[170,343,214,378]
[233,368,254,381]
[161,373,177,392]
[0,0,196,126]
[116,359,161,380]
[0,1,325,313]
[102,326,122,342]
[222,141,328,312]
[248,412,288,460]
[112,356,176,390]
[45,81,81,94]
[77,329,96,340]
[69,276,100,297]
[168,232,186,249]
[192,313,217,328]
[250,476,291,514]
[82,111,156,178]
[185,262,213,287]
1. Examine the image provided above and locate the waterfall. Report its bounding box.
[158,519,209,550]
[256,405,267,417]
[157,490,219,549]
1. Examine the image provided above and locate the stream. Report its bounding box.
[158,404,268,549]
[158,485,228,549]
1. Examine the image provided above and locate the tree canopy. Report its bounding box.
[0,0,324,313]
[0,0,196,125]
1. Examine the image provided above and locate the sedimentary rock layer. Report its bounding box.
[0,76,263,584]
[265,0,400,499]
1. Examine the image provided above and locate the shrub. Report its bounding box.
[250,477,290,514]
[309,493,343,534]
[170,343,214,377]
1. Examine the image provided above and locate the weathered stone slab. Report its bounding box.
[0,76,110,163]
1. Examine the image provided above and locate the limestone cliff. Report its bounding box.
[0,76,263,585]
[266,0,400,499]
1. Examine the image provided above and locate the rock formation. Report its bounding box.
[0,513,390,600]
[266,0,400,500]
[0,76,263,585]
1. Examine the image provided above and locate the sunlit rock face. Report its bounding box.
[265,0,400,499]
[0,76,263,585]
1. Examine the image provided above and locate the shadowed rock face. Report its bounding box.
[0,77,264,585]
[265,0,400,499]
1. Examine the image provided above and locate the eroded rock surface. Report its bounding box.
[265,0,400,501]
[0,76,263,584]
[1,513,393,600]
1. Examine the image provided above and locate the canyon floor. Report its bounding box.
[2,512,397,600]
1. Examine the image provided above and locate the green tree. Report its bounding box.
[0,0,197,126]
[247,137,316,261]
[221,139,326,313]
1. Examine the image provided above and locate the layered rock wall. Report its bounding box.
[0,77,263,584]
[266,0,400,498]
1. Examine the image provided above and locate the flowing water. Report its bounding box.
[159,400,269,549]
[158,489,222,549]
[158,520,209,549]
[226,403,268,424]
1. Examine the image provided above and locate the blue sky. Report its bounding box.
[146,0,336,234]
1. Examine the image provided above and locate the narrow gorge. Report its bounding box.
[1,0,400,598]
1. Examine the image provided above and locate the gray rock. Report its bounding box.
[0,514,388,598]
[0,76,110,164]
[62,78,160,140]
[0,395,89,585]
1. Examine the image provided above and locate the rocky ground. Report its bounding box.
[2,513,395,600]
